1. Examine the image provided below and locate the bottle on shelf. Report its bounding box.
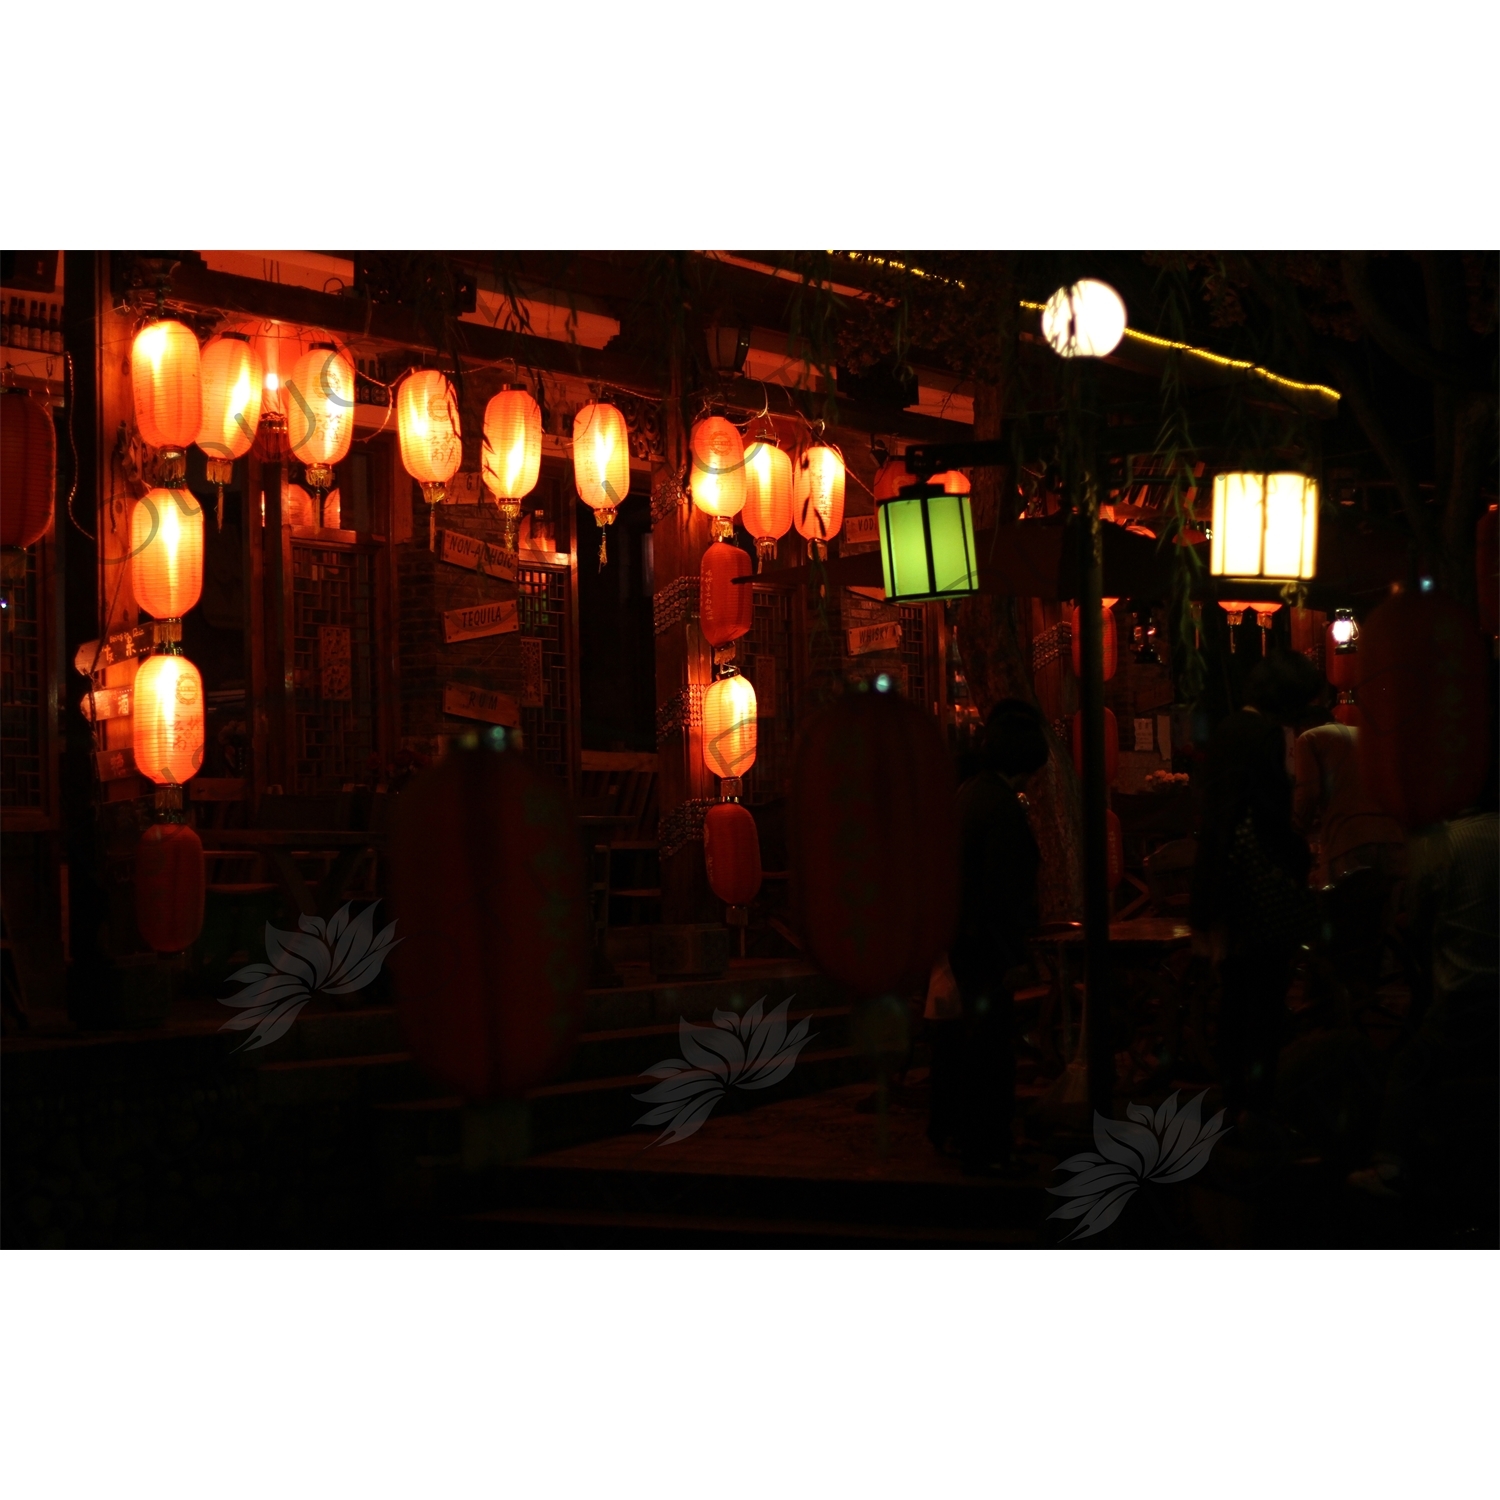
[31,301,43,351]
[1,297,11,346]
[51,304,63,354]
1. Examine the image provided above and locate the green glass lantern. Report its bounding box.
[876,482,979,601]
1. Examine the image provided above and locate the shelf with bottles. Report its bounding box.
[1,292,64,357]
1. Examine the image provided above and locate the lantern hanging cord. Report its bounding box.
[63,350,92,542]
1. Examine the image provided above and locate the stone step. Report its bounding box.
[454,1205,1039,1249]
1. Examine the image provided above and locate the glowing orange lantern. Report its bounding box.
[136,822,205,954]
[794,444,845,553]
[1069,603,1118,680]
[0,388,55,547]
[930,470,971,495]
[690,416,747,539]
[704,800,762,930]
[196,332,263,526]
[573,401,630,566]
[742,437,793,567]
[133,653,205,786]
[482,387,542,550]
[130,488,203,620]
[397,368,463,543]
[131,320,202,460]
[1217,599,1253,653]
[701,540,753,647]
[287,343,355,509]
[702,672,757,789]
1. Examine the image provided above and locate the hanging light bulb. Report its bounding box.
[481,386,542,551]
[131,487,204,622]
[196,332,263,528]
[131,318,202,481]
[793,444,845,558]
[702,671,757,796]
[286,342,355,523]
[742,437,793,568]
[1040,280,1128,359]
[1252,600,1282,655]
[397,369,463,546]
[133,651,205,787]
[1210,472,1319,580]
[690,416,747,541]
[573,401,629,567]
[1217,599,1253,652]
[1329,608,1358,651]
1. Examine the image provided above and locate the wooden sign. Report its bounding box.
[433,526,518,582]
[843,514,880,550]
[320,625,352,700]
[442,598,519,644]
[847,619,903,656]
[520,637,545,707]
[441,472,484,505]
[442,682,520,727]
[78,620,180,674]
[80,686,133,722]
[93,747,139,783]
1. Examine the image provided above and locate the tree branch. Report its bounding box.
[1340,252,1487,391]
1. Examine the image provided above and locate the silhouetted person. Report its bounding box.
[1293,720,1405,885]
[1191,651,1322,1135]
[930,699,1049,1175]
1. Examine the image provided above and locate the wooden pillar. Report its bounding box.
[1074,368,1115,1121]
[651,362,717,923]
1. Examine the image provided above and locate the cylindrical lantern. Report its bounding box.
[1357,586,1490,828]
[1072,706,1120,786]
[136,823,205,954]
[130,488,204,620]
[700,540,753,647]
[131,319,202,455]
[397,368,462,542]
[390,742,589,1098]
[482,387,542,550]
[0,388,55,547]
[1106,808,1125,891]
[789,686,958,996]
[286,343,355,503]
[877,481,979,601]
[133,653,205,786]
[742,438,793,567]
[1069,603,1118,680]
[702,672,757,784]
[1477,505,1498,639]
[1326,612,1360,691]
[704,801,762,914]
[196,332,263,527]
[1041,280,1127,359]
[1210,472,1319,581]
[793,444,845,552]
[573,402,630,566]
[690,416,747,540]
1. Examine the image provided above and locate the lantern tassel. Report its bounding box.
[598,527,607,571]
[216,486,224,532]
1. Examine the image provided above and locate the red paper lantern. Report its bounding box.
[1106,808,1124,890]
[789,686,958,995]
[704,801,762,908]
[0,388,55,547]
[133,654,205,786]
[1477,505,1498,638]
[700,540,753,647]
[1333,700,1364,728]
[135,823,205,954]
[1069,603,1118,680]
[390,744,590,1098]
[1358,587,1490,828]
[872,458,910,501]
[793,444,845,545]
[1071,706,1119,785]
[131,319,202,452]
[689,416,747,537]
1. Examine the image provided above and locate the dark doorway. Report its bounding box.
[576,490,655,752]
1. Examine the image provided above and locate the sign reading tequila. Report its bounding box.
[442,598,519,644]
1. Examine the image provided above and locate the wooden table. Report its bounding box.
[198,829,385,919]
[1031,920,1196,1066]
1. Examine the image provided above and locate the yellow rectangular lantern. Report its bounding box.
[1210,472,1319,580]
[876,483,979,601]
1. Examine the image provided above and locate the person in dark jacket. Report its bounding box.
[1191,650,1322,1130]
[930,699,1049,1174]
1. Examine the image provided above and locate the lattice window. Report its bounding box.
[1,548,45,809]
[517,563,572,789]
[898,603,928,710]
[742,585,793,806]
[290,541,374,792]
